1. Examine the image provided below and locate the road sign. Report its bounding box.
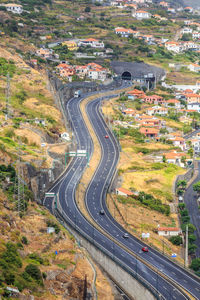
[69,151,76,157]
[45,192,55,197]
[77,149,86,154]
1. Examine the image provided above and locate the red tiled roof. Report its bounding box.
[117,187,134,196]
[158,227,180,231]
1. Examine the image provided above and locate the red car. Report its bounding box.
[142,247,149,252]
[105,135,109,139]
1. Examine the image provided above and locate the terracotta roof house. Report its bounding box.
[116,188,134,197]
[166,99,181,108]
[186,93,200,103]
[157,227,181,236]
[115,27,134,37]
[139,127,159,138]
[143,95,165,105]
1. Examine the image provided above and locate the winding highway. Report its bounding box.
[44,89,200,300]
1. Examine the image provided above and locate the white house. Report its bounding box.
[190,138,200,153]
[181,27,193,34]
[116,187,134,197]
[4,3,23,14]
[163,151,185,167]
[133,10,151,20]
[78,38,104,48]
[170,137,186,151]
[188,63,200,73]
[165,41,183,53]
[157,227,181,237]
[192,32,200,39]
[146,106,168,116]
[187,102,200,112]
[115,27,134,38]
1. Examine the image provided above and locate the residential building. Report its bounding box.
[133,10,151,20]
[115,27,134,37]
[167,8,176,14]
[170,137,186,151]
[186,93,200,103]
[141,34,154,42]
[122,109,136,117]
[159,1,169,7]
[116,187,134,197]
[4,3,23,14]
[181,27,193,34]
[62,41,78,51]
[36,48,53,59]
[184,7,193,13]
[188,63,200,73]
[127,89,146,99]
[146,106,168,116]
[187,102,200,112]
[166,99,181,108]
[165,41,183,53]
[192,32,200,39]
[157,227,181,236]
[163,151,186,166]
[190,138,200,153]
[78,38,104,48]
[143,95,164,105]
[139,127,159,138]
[183,41,199,51]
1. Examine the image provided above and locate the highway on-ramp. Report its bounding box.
[44,90,200,300]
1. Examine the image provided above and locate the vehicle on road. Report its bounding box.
[123,233,129,238]
[100,209,105,215]
[142,247,149,252]
[105,135,109,139]
[74,90,81,98]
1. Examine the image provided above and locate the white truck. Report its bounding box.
[74,90,81,98]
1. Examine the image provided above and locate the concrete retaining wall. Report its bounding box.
[57,215,157,300]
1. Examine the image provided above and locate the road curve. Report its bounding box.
[44,90,200,300]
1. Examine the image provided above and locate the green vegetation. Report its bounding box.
[46,219,60,234]
[0,58,16,77]
[137,192,170,215]
[169,235,182,246]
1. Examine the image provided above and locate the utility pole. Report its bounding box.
[5,73,11,120]
[185,225,188,268]
[17,138,25,215]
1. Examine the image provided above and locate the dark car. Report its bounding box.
[142,247,149,252]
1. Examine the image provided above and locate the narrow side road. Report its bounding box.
[184,161,200,257]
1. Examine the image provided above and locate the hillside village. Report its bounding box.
[1,0,200,298]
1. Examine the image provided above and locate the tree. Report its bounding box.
[181,223,196,234]
[25,264,42,283]
[181,33,193,41]
[162,155,166,163]
[177,180,187,189]
[188,148,193,158]
[85,6,91,12]
[188,234,196,243]
[178,203,186,210]
[188,243,197,255]
[190,258,200,271]
[193,181,200,195]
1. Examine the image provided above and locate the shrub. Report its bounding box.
[0,242,22,269]
[25,264,42,283]
[190,258,200,272]
[169,235,182,245]
[29,253,43,265]
[21,236,28,245]
[188,243,197,255]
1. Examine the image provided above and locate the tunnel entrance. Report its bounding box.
[121,71,131,80]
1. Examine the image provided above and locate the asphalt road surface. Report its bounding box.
[44,89,200,300]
